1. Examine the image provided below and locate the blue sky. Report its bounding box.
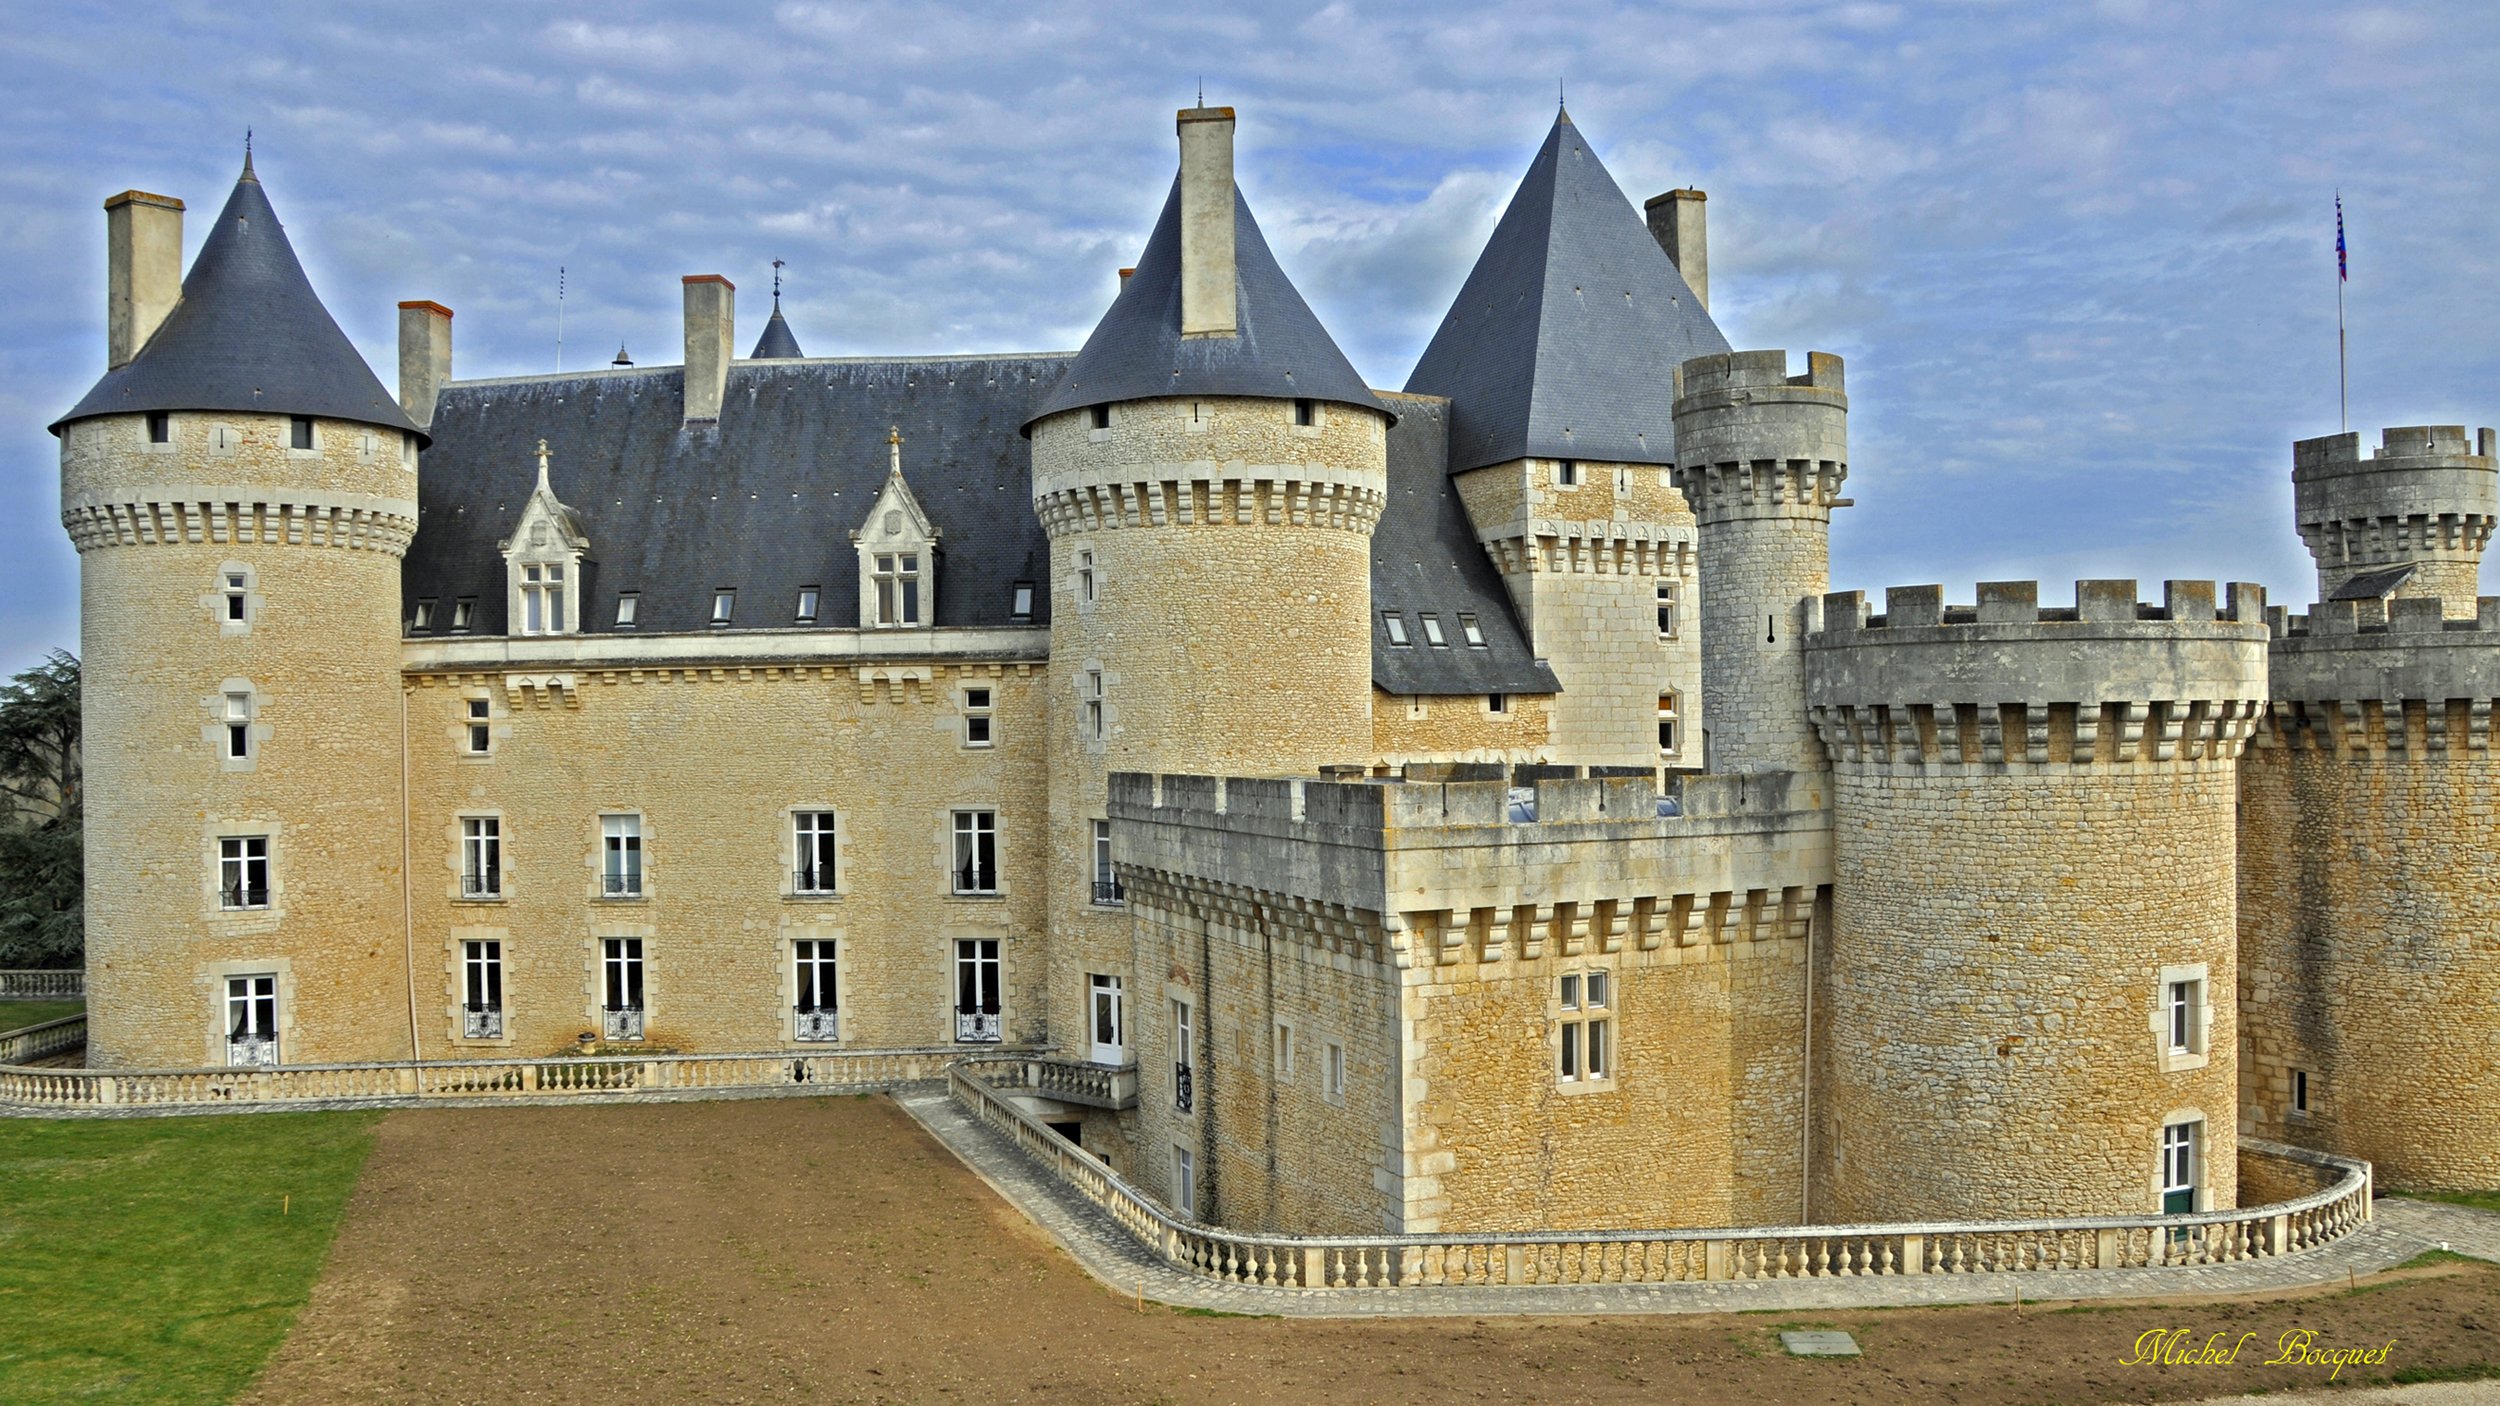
[5,2,2495,677]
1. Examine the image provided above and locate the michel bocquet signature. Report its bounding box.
[2122,1328,2397,1381]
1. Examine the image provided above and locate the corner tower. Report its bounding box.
[2293,425,2496,616]
[1671,350,1849,777]
[53,157,425,1069]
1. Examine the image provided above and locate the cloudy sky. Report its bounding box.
[4,2,2495,676]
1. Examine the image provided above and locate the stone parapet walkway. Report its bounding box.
[896,1089,2494,1318]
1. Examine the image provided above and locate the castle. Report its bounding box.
[50,106,2500,1236]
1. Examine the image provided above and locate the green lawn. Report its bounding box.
[2414,1188,2500,1216]
[0,1111,379,1406]
[0,1001,84,1033]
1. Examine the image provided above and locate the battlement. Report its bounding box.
[1804,581,2271,770]
[2261,596,2500,750]
[1671,349,1845,400]
[2294,424,2497,471]
[2291,425,2498,613]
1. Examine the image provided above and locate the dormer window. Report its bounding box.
[711,590,736,626]
[412,599,435,632]
[614,593,638,629]
[795,587,820,623]
[1011,581,1035,622]
[1458,613,1486,648]
[873,556,920,627]
[518,562,568,635]
[451,598,475,632]
[1383,612,1410,647]
[853,429,940,632]
[1420,614,1448,648]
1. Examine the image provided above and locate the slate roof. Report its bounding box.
[1371,393,1560,696]
[402,355,1069,636]
[1026,177,1385,430]
[1403,110,1728,475]
[52,163,422,442]
[750,303,804,359]
[2330,565,2416,602]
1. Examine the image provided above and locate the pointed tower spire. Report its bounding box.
[242,129,256,182]
[748,259,805,359]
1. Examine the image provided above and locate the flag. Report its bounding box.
[2336,196,2347,282]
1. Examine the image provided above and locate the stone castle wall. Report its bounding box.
[66,410,420,1068]
[2239,599,2500,1191]
[1807,580,2269,1220]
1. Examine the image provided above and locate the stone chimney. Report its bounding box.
[682,274,734,424]
[1644,189,1708,310]
[1177,106,1236,337]
[105,190,184,369]
[396,301,453,429]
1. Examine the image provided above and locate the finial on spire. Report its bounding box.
[888,425,903,475]
[242,128,257,181]
[1197,77,1204,107]
[1559,78,1565,110]
[772,258,785,306]
[534,437,552,491]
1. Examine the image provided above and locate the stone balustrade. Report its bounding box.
[0,970,84,999]
[0,1015,86,1066]
[0,1045,1043,1116]
[965,1056,1140,1110]
[949,1063,2374,1290]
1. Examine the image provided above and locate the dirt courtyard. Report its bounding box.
[241,1096,2498,1406]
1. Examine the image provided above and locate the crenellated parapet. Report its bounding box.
[1805,580,2270,772]
[2259,594,2500,754]
[1668,350,1849,526]
[2293,425,2497,614]
[63,493,418,556]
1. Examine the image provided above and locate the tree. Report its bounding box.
[0,652,80,967]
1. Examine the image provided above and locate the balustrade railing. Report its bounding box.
[0,1015,85,1065]
[0,970,83,999]
[946,1064,2375,1293]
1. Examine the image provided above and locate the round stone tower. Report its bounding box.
[1671,350,1849,778]
[53,159,425,1069]
[1805,579,2270,1221]
[2295,425,2497,617]
[2242,423,2500,1192]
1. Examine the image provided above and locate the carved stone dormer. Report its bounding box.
[500,438,591,636]
[852,427,938,629]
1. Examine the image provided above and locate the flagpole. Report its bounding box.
[2336,193,2348,433]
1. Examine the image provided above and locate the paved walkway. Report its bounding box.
[895,1089,2498,1319]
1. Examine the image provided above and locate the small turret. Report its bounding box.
[2294,425,2498,617]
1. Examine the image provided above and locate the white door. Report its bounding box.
[1089,974,1125,1065]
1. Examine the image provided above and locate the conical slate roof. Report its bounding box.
[1025,177,1385,430]
[52,161,422,442]
[750,302,804,359]
[1404,111,1727,474]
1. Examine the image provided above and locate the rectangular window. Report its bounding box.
[1324,1039,1346,1101]
[1274,1021,1295,1078]
[1486,693,1509,716]
[1077,548,1097,605]
[1656,581,1681,639]
[1658,694,1680,754]
[412,599,435,631]
[1089,403,1111,430]
[951,810,997,895]
[2167,979,2198,1052]
[1171,998,1195,1112]
[289,415,315,450]
[1092,819,1122,906]
[218,836,270,910]
[1082,668,1105,740]
[224,572,248,622]
[601,937,645,1040]
[1088,973,1125,1064]
[1171,1145,1196,1217]
[872,555,922,627]
[226,974,278,1066]
[795,586,819,623]
[2161,1120,2198,1213]
[1292,397,1315,426]
[793,810,837,894]
[460,816,501,898]
[793,939,839,1041]
[711,589,735,626]
[465,698,491,754]
[954,938,1001,1042]
[2292,1069,2311,1116]
[1010,581,1035,621]
[1556,459,1578,486]
[601,814,643,898]
[451,598,475,632]
[1458,613,1486,648]
[223,692,251,760]
[614,593,639,628]
[462,940,503,1038]
[519,562,566,634]
[962,686,994,747]
[1382,612,1410,647]
[1559,970,1611,1082]
[147,411,171,444]
[1419,613,1448,648]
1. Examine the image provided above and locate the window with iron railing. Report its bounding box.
[226,973,278,1067]
[602,937,645,1041]
[954,938,1000,1042]
[1091,819,1124,906]
[794,938,839,1042]
[463,939,503,1038]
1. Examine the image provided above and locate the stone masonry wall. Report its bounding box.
[1368,686,1555,763]
[66,411,420,1068]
